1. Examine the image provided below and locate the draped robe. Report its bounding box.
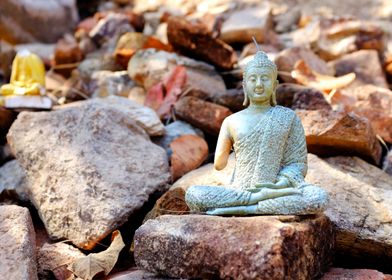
[185,106,328,215]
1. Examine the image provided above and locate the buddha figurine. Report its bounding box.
[185,49,328,216]
[0,49,45,96]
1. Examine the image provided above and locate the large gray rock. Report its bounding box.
[0,0,78,44]
[135,214,334,280]
[0,205,37,280]
[57,96,165,137]
[7,98,170,250]
[307,154,392,263]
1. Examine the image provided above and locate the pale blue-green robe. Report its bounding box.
[185,106,328,215]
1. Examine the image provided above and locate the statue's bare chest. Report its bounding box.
[228,113,266,144]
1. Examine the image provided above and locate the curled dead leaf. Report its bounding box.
[70,230,125,280]
[291,60,356,91]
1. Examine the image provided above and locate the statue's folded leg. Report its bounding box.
[255,184,328,215]
[204,185,328,216]
[185,185,252,213]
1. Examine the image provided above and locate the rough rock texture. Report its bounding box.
[329,50,388,89]
[7,98,170,249]
[0,205,37,280]
[0,0,78,44]
[128,49,227,98]
[307,154,392,264]
[276,83,332,111]
[174,96,232,135]
[346,85,392,143]
[134,214,334,280]
[322,268,392,280]
[297,109,382,164]
[37,242,85,279]
[219,6,273,45]
[275,47,335,83]
[57,96,165,137]
[167,17,237,70]
[0,159,29,202]
[89,71,136,98]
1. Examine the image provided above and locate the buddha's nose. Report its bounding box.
[256,79,263,88]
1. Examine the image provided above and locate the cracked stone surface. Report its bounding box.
[0,205,37,280]
[135,214,334,280]
[7,98,170,249]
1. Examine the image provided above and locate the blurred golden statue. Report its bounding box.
[0,49,45,96]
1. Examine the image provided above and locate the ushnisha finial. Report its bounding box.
[244,37,277,78]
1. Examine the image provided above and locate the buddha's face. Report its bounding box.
[244,66,277,105]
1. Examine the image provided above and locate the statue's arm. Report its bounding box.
[214,118,232,170]
[277,115,307,188]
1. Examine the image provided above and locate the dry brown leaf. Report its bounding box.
[70,230,125,280]
[291,60,356,91]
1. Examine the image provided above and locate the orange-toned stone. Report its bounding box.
[170,134,208,182]
[174,96,232,135]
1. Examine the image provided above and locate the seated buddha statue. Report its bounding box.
[0,49,45,96]
[185,50,328,216]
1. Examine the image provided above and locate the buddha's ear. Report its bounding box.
[271,79,278,106]
[242,82,249,107]
[273,79,279,91]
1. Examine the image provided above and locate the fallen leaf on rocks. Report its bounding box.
[145,65,187,119]
[291,60,355,91]
[70,230,125,280]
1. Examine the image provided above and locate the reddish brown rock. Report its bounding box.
[329,50,388,89]
[0,205,37,280]
[54,35,84,77]
[174,96,232,135]
[167,17,237,70]
[134,214,334,280]
[297,109,382,164]
[275,47,334,83]
[276,83,332,111]
[344,85,392,143]
[322,268,392,280]
[170,134,208,182]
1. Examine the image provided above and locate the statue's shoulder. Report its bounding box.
[272,105,296,119]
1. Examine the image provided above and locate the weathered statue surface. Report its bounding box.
[185,50,328,215]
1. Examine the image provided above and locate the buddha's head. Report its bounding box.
[243,51,278,107]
